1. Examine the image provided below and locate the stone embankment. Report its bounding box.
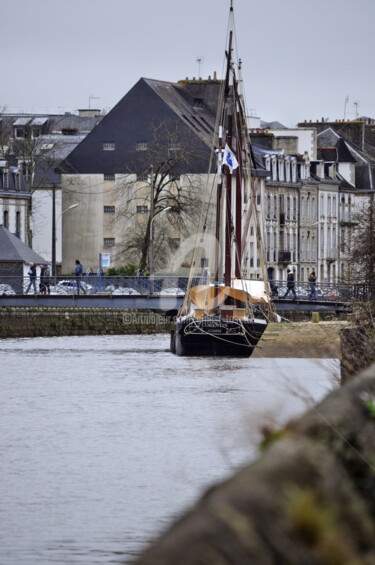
[253,320,345,359]
[132,362,375,565]
[0,307,171,338]
[0,308,345,356]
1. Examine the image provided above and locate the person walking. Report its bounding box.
[283,268,297,299]
[44,265,51,295]
[25,263,37,294]
[308,270,317,299]
[74,259,86,295]
[39,264,47,294]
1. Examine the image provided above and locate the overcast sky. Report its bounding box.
[2,0,374,127]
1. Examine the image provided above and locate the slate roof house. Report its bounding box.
[57,76,230,273]
[0,157,31,246]
[314,124,375,280]
[0,110,103,268]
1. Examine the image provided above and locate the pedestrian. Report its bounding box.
[44,265,51,295]
[25,263,37,294]
[283,268,297,299]
[39,264,47,294]
[308,270,317,299]
[74,259,86,295]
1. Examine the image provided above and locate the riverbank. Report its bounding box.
[0,308,346,358]
[253,320,345,359]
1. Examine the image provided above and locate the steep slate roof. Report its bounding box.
[33,134,87,185]
[0,226,46,263]
[317,126,375,190]
[261,120,287,129]
[58,78,219,176]
[0,113,102,135]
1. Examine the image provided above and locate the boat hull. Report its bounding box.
[171,317,267,357]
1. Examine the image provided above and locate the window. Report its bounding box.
[103,142,115,151]
[103,238,115,247]
[266,195,271,218]
[138,172,149,182]
[104,174,115,181]
[3,210,9,228]
[285,159,291,182]
[14,173,21,191]
[104,206,115,213]
[168,141,181,151]
[16,211,21,237]
[136,141,148,151]
[291,159,297,182]
[137,205,148,213]
[169,238,180,250]
[15,128,24,138]
[3,170,8,189]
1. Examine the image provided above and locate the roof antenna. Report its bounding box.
[88,95,100,109]
[196,56,204,79]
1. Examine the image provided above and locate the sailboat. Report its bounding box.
[170,2,275,357]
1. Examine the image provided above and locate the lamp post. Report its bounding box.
[52,202,79,277]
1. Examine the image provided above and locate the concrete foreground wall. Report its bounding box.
[132,364,375,565]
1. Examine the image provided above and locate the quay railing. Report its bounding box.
[0,275,373,302]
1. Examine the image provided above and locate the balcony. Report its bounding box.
[325,247,338,261]
[278,250,291,263]
[340,212,357,225]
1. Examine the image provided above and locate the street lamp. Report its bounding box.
[52,202,79,277]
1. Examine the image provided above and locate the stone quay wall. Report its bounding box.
[0,307,172,339]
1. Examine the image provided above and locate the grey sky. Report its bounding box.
[2,0,374,127]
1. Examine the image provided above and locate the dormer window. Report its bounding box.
[3,169,8,189]
[3,210,9,228]
[291,159,297,183]
[285,158,291,182]
[14,172,21,191]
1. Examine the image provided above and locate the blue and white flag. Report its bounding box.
[222,144,239,174]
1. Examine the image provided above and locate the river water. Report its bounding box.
[0,334,339,564]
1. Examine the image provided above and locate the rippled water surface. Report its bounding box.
[0,334,339,564]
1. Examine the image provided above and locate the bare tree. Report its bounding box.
[349,195,375,292]
[116,120,210,271]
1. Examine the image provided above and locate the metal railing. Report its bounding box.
[0,275,373,302]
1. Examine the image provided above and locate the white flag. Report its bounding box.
[222,144,239,174]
